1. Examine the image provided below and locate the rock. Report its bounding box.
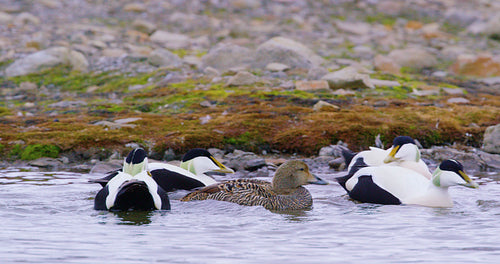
[373,54,401,75]
[313,100,339,112]
[5,47,89,77]
[439,46,469,61]
[94,121,136,129]
[102,48,127,57]
[14,12,41,26]
[336,21,371,35]
[254,37,324,69]
[422,146,500,171]
[307,66,329,80]
[114,117,142,124]
[201,43,254,72]
[226,71,258,86]
[148,48,183,68]
[479,77,500,86]
[150,30,191,50]
[321,66,374,90]
[447,97,470,104]
[467,15,500,35]
[123,3,147,12]
[483,124,500,154]
[450,54,500,77]
[370,79,401,88]
[28,157,62,168]
[89,160,123,174]
[265,62,290,72]
[182,55,202,68]
[225,150,266,172]
[0,11,13,24]
[132,19,157,35]
[295,80,329,91]
[388,48,438,70]
[318,144,347,157]
[442,87,465,95]
[48,100,87,108]
[328,157,345,171]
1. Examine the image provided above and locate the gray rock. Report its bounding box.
[265,62,290,72]
[131,19,157,35]
[148,48,183,68]
[254,37,324,69]
[48,100,87,108]
[225,150,266,172]
[422,146,500,171]
[321,66,374,90]
[89,159,123,175]
[5,47,89,77]
[202,43,254,72]
[479,77,500,86]
[150,30,191,50]
[483,124,500,154]
[307,66,328,80]
[14,12,40,26]
[0,11,13,24]
[226,71,258,86]
[313,100,339,112]
[388,48,438,70]
[28,157,62,168]
[447,97,470,104]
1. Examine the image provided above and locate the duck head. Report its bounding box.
[122,148,148,176]
[432,159,478,189]
[384,136,421,163]
[180,148,234,175]
[272,160,328,191]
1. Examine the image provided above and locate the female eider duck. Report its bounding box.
[94,148,170,211]
[337,159,478,207]
[91,148,234,192]
[180,160,328,210]
[343,136,432,179]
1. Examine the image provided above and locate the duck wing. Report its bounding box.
[180,179,272,205]
[89,170,119,187]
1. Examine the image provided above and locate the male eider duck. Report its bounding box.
[343,136,432,179]
[91,148,234,192]
[180,160,328,210]
[94,148,170,211]
[337,159,478,207]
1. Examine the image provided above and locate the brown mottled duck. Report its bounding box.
[180,160,328,210]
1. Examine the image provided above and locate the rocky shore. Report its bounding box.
[0,0,499,171]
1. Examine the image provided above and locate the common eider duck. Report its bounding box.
[343,136,432,179]
[337,159,478,207]
[94,148,170,211]
[91,148,234,192]
[180,160,328,210]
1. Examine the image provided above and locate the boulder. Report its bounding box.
[483,124,500,154]
[5,47,89,77]
[388,48,438,70]
[253,37,324,69]
[201,43,254,72]
[321,66,374,89]
[373,54,401,75]
[150,30,191,50]
[226,71,258,86]
[148,48,183,68]
[450,54,500,77]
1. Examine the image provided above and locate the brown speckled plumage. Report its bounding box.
[180,160,318,210]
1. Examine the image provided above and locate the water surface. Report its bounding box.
[1,166,499,263]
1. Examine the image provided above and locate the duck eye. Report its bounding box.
[299,168,305,171]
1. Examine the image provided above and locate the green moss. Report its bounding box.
[365,13,397,26]
[0,106,11,116]
[20,144,60,160]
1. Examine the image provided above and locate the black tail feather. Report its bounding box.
[341,147,356,168]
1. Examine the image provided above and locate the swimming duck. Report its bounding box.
[180,160,328,210]
[94,148,170,211]
[91,148,234,192]
[343,136,432,179]
[337,159,478,207]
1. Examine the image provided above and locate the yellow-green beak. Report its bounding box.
[383,146,399,163]
[460,170,479,189]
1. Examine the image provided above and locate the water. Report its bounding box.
[1,166,500,263]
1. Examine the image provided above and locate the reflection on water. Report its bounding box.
[0,167,499,263]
